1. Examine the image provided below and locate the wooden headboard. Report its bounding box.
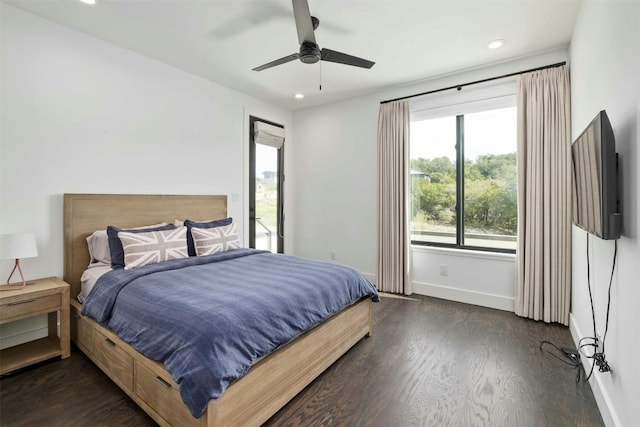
[63,194,227,299]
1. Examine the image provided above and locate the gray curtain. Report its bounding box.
[515,66,572,325]
[377,100,411,294]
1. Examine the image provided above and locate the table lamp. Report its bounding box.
[0,233,38,289]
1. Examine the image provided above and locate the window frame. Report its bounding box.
[410,82,517,254]
[249,116,285,253]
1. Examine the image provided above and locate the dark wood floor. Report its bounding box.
[1,294,603,426]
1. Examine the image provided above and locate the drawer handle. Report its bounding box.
[8,299,36,306]
[155,376,172,389]
[104,338,116,347]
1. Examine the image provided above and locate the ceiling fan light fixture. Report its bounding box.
[79,0,96,4]
[487,39,507,50]
[294,93,304,99]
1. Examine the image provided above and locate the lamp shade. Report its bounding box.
[0,233,38,259]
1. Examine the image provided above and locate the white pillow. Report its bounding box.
[86,230,111,265]
[119,226,188,270]
[191,222,241,256]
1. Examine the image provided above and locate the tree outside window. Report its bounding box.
[410,106,517,252]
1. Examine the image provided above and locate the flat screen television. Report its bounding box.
[571,110,621,240]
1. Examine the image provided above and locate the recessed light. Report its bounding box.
[487,39,506,50]
[79,0,96,5]
[294,93,304,99]
[488,39,506,49]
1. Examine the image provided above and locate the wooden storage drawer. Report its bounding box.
[0,294,61,321]
[135,361,199,427]
[70,312,93,355]
[92,328,134,392]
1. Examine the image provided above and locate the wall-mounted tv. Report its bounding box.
[571,110,621,240]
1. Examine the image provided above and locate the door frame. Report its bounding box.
[249,115,284,253]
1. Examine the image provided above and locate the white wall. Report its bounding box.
[292,94,378,275]
[0,4,292,348]
[569,2,640,426]
[293,49,567,309]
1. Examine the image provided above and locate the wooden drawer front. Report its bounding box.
[0,294,61,321]
[92,329,133,392]
[71,313,93,354]
[135,361,199,427]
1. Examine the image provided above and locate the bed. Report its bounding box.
[64,193,376,427]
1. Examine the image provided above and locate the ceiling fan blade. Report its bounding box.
[252,53,300,71]
[292,0,316,45]
[321,48,375,69]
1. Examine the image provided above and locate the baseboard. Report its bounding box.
[0,326,49,350]
[569,313,619,427]
[412,280,514,312]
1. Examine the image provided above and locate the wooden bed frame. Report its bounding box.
[63,193,373,427]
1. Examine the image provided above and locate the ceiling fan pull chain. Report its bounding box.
[319,61,322,91]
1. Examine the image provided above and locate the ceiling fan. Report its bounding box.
[252,0,375,72]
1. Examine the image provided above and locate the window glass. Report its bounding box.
[254,144,279,252]
[410,98,517,252]
[410,116,457,245]
[463,107,517,250]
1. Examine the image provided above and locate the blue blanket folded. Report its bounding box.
[82,248,378,418]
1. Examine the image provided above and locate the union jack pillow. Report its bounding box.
[118,227,189,270]
[191,222,241,256]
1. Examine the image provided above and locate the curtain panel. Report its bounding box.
[515,66,572,325]
[376,100,411,294]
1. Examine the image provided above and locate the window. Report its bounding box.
[249,117,284,253]
[410,94,517,252]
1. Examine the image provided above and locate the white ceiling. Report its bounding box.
[5,0,581,111]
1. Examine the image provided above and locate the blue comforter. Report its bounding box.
[82,248,378,418]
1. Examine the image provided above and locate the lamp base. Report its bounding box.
[1,259,33,291]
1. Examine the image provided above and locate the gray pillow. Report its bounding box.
[119,227,189,270]
[107,222,174,268]
[184,217,233,256]
[191,222,241,256]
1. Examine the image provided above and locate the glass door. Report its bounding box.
[249,117,284,253]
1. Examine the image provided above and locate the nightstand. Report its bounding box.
[0,277,70,375]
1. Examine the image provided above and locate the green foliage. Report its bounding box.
[411,153,517,236]
[412,157,456,183]
[411,176,456,224]
[256,196,278,229]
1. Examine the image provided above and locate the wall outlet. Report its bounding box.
[439,264,448,276]
[330,251,336,260]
